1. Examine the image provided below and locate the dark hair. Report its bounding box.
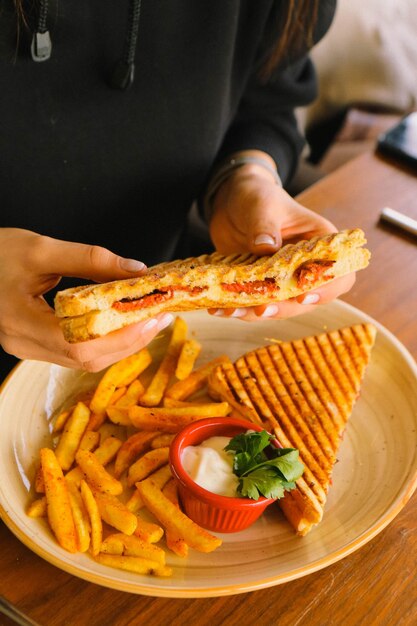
[261,0,320,81]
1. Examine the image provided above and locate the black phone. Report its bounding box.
[377,112,417,169]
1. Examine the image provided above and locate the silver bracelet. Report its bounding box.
[203,155,282,222]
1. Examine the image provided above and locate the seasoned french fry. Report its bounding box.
[162,479,189,558]
[98,422,127,443]
[129,405,220,433]
[100,533,165,564]
[67,482,91,553]
[133,514,164,543]
[114,431,159,478]
[137,463,173,490]
[106,406,131,426]
[150,433,175,449]
[116,349,152,387]
[34,466,45,493]
[125,487,144,513]
[137,479,222,553]
[114,379,145,408]
[40,448,78,553]
[175,338,202,380]
[26,496,47,518]
[161,400,231,417]
[127,448,170,486]
[65,436,123,485]
[78,430,101,452]
[55,401,91,471]
[86,412,107,432]
[80,479,102,556]
[52,408,72,434]
[92,490,138,535]
[165,355,231,400]
[90,350,152,416]
[95,553,172,577]
[108,386,127,406]
[140,317,187,407]
[75,449,123,496]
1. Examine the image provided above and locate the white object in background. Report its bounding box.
[380,207,417,237]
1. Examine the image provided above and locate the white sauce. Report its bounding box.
[181,436,239,497]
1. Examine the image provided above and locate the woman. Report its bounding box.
[0,0,351,377]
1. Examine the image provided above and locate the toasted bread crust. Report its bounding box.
[55,229,370,342]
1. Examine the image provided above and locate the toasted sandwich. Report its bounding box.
[55,229,370,343]
[207,323,377,535]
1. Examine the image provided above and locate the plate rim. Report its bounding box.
[1,299,417,598]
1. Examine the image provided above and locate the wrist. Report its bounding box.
[203,153,282,222]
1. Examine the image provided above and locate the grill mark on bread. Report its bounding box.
[234,350,327,501]
[278,342,340,453]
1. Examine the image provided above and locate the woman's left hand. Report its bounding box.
[208,155,355,321]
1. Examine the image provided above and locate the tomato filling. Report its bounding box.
[294,260,335,289]
[112,285,206,312]
[220,278,277,295]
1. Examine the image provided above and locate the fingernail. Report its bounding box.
[254,234,276,246]
[230,308,247,318]
[158,313,174,329]
[259,304,279,317]
[120,258,147,272]
[142,318,158,333]
[300,293,320,305]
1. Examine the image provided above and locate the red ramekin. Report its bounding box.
[169,417,276,533]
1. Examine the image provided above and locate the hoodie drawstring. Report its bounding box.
[31,0,52,62]
[30,0,142,90]
[110,0,142,89]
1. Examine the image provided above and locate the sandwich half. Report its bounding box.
[55,229,370,343]
[207,323,377,535]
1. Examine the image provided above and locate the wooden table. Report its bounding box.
[1,151,416,626]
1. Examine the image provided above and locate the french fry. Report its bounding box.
[34,466,45,493]
[55,401,91,471]
[26,496,47,518]
[86,412,107,432]
[175,338,201,380]
[127,448,170,486]
[78,430,101,452]
[52,408,72,434]
[80,479,102,556]
[100,533,166,564]
[114,431,159,478]
[114,379,145,408]
[137,479,222,553]
[90,350,152,416]
[127,462,173,512]
[150,433,175,449]
[165,355,231,400]
[75,449,123,496]
[133,514,164,543]
[140,317,187,407]
[128,405,224,433]
[125,487,144,513]
[92,490,138,535]
[98,422,127,443]
[95,553,172,577]
[40,448,78,553]
[108,386,127,406]
[65,436,123,485]
[67,482,91,553]
[106,406,131,426]
[162,479,189,558]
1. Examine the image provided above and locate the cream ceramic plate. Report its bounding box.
[1,300,417,598]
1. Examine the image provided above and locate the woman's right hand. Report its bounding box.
[0,228,173,372]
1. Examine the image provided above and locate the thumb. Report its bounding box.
[244,198,284,255]
[41,237,147,282]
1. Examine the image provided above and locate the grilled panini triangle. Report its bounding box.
[55,229,370,343]
[208,322,377,536]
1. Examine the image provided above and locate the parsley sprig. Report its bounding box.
[224,430,304,500]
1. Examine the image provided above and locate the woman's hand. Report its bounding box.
[0,228,173,371]
[208,156,355,320]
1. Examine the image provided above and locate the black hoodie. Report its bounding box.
[0,0,335,375]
